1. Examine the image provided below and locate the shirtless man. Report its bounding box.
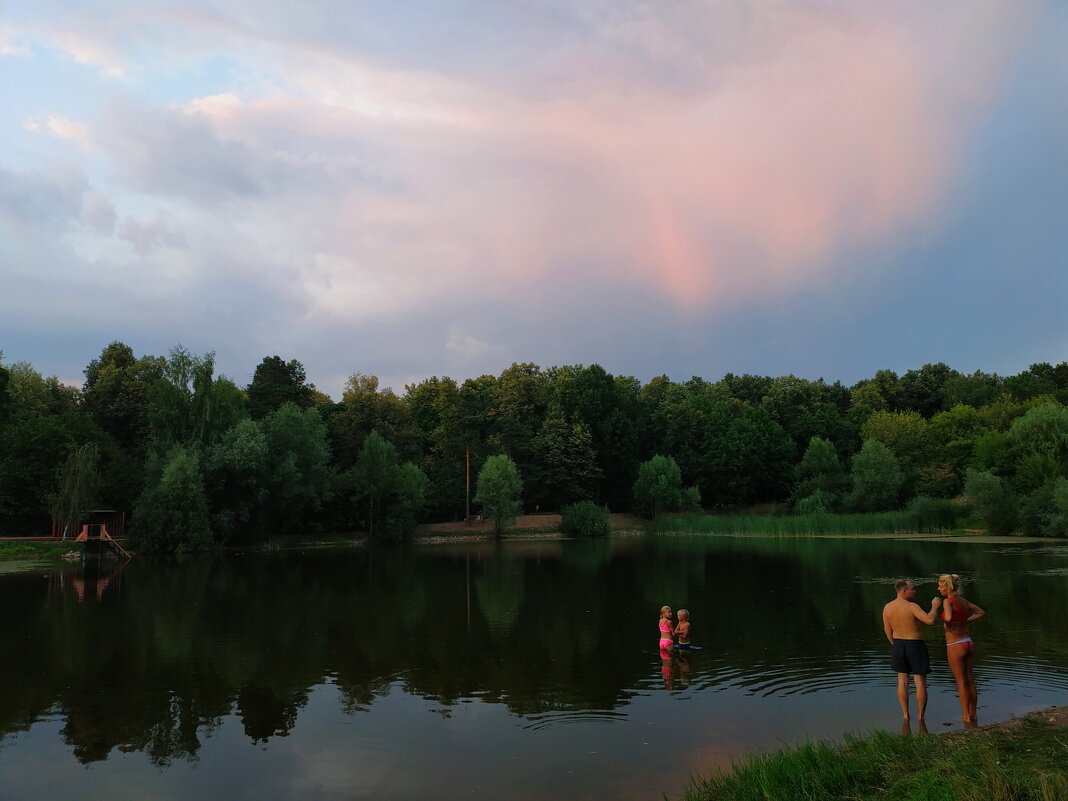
[882,579,942,722]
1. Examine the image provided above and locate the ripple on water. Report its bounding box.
[520,710,629,731]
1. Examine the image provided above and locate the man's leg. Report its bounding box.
[896,673,910,719]
[913,674,928,721]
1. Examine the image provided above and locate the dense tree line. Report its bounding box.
[2,343,1068,548]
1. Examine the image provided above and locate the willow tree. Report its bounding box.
[49,443,100,538]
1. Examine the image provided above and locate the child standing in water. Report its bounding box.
[658,606,674,655]
[674,609,692,650]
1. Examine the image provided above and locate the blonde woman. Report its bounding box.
[938,574,986,724]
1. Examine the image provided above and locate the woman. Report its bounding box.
[938,573,986,724]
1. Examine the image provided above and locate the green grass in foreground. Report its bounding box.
[656,511,946,536]
[0,541,73,561]
[681,720,1068,801]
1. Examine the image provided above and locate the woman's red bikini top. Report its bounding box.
[946,597,969,623]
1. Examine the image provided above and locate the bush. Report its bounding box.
[559,500,611,537]
[796,490,836,514]
[909,495,960,532]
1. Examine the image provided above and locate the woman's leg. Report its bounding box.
[963,648,978,722]
[946,645,971,721]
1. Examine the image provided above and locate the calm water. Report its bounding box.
[1,535,1067,800]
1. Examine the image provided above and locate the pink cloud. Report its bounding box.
[41,0,1043,318]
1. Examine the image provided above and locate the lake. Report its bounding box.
[1,534,1066,800]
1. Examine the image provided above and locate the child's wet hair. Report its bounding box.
[677,609,689,620]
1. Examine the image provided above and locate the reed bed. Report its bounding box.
[656,511,926,536]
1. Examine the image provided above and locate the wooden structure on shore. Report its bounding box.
[51,510,132,560]
[51,509,126,541]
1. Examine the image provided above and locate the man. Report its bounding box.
[882,579,942,722]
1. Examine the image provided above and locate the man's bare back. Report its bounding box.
[883,597,937,640]
[883,579,943,721]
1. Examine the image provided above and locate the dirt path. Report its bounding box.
[978,705,1068,731]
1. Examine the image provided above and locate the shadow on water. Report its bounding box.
[0,535,1066,796]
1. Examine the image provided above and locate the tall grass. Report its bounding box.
[656,511,927,536]
[682,721,1068,801]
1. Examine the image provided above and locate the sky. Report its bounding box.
[1,1,1065,399]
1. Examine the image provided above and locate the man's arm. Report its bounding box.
[912,598,942,625]
[882,606,895,644]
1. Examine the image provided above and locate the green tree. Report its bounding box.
[352,430,398,539]
[4,362,80,419]
[404,376,466,520]
[847,440,903,512]
[861,410,931,468]
[532,415,601,507]
[942,371,1001,410]
[246,356,313,419]
[260,403,331,537]
[132,445,213,552]
[384,462,429,539]
[82,342,163,452]
[0,360,12,422]
[793,436,847,508]
[964,468,1016,536]
[203,419,269,543]
[329,374,416,469]
[633,454,696,518]
[1008,402,1068,470]
[148,346,246,448]
[348,430,429,540]
[850,369,902,412]
[49,442,100,537]
[898,362,958,417]
[475,454,523,537]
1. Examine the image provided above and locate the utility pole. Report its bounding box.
[465,446,470,523]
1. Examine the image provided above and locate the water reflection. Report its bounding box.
[0,535,1066,798]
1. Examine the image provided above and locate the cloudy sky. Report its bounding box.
[1,1,1065,397]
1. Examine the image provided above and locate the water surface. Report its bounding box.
[1,535,1066,800]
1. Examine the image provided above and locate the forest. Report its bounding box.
[1,342,1067,549]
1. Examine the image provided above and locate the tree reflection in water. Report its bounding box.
[0,536,1066,769]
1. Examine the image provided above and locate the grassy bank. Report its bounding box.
[0,541,73,561]
[655,511,957,536]
[682,719,1068,801]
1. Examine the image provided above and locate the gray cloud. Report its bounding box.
[0,164,86,228]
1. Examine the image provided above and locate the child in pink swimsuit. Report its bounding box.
[658,606,674,656]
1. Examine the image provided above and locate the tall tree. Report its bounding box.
[246,356,313,419]
[131,445,213,552]
[474,454,523,537]
[532,415,601,508]
[847,440,903,512]
[49,443,100,537]
[83,341,164,452]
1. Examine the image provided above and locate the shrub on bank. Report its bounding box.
[909,495,962,532]
[559,501,611,537]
